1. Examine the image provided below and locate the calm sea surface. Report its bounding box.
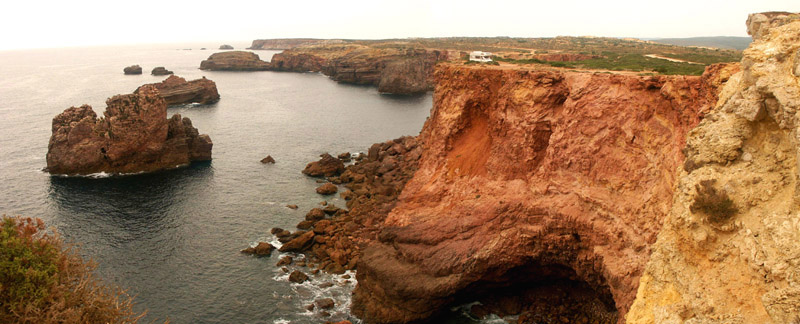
[0,43,432,323]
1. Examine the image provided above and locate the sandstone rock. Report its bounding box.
[261,155,275,164]
[338,152,351,161]
[628,12,800,324]
[350,60,735,322]
[139,75,220,106]
[45,86,212,175]
[123,65,142,75]
[322,205,339,215]
[315,298,335,309]
[248,38,327,50]
[305,208,326,221]
[377,57,429,95]
[288,270,309,284]
[286,204,298,209]
[219,44,234,50]
[151,66,173,76]
[279,231,315,252]
[277,256,293,266]
[200,51,270,71]
[316,183,338,195]
[302,153,345,177]
[240,242,274,256]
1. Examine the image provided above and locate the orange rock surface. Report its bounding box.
[350,63,738,323]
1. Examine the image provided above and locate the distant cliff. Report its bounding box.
[247,38,331,50]
[270,44,453,95]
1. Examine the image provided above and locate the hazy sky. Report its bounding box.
[2,0,798,50]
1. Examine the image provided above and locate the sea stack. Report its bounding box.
[199,51,270,71]
[219,44,234,50]
[123,65,142,75]
[139,75,220,106]
[45,85,212,175]
[151,67,173,76]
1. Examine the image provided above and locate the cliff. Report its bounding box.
[349,62,738,323]
[140,75,220,106]
[247,38,331,50]
[269,44,452,95]
[45,85,212,175]
[627,12,800,324]
[199,51,270,71]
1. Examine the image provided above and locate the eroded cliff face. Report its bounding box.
[627,12,800,324]
[350,63,738,323]
[269,44,452,95]
[45,86,212,175]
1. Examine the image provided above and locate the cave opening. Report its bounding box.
[431,262,618,324]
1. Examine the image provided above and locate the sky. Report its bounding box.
[1,0,798,50]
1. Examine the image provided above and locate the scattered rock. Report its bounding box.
[151,66,173,76]
[279,231,315,252]
[316,183,338,195]
[277,256,293,266]
[296,220,314,230]
[322,205,340,215]
[261,155,276,164]
[305,208,326,221]
[302,153,345,177]
[315,298,335,309]
[288,270,309,284]
[338,152,351,161]
[240,242,275,256]
[286,204,298,209]
[123,65,142,75]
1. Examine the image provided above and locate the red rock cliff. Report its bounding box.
[350,63,738,323]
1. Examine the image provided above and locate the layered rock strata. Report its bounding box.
[45,85,212,175]
[269,45,451,95]
[151,67,173,76]
[140,75,220,106]
[199,51,270,71]
[627,12,800,324]
[349,62,738,323]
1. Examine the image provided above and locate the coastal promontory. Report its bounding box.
[45,85,212,175]
[199,51,270,71]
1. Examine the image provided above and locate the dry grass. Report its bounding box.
[1,216,145,324]
[690,180,738,224]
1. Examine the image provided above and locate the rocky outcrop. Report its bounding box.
[45,85,212,175]
[199,51,270,71]
[627,12,800,324]
[269,46,451,94]
[247,38,329,50]
[219,44,233,50]
[123,65,142,75]
[139,75,220,106]
[151,67,173,76]
[302,153,344,177]
[349,62,737,323]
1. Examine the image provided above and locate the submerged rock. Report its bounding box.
[123,65,142,75]
[261,155,275,164]
[199,51,270,71]
[45,85,212,175]
[240,242,274,256]
[288,270,309,284]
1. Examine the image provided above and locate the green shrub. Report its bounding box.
[690,180,737,224]
[0,216,144,323]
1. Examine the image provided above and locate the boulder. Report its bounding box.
[200,51,270,71]
[219,44,234,50]
[45,85,212,175]
[315,298,335,309]
[240,242,274,256]
[279,231,315,252]
[305,208,326,221]
[288,270,309,284]
[139,75,220,106]
[151,67,173,76]
[261,155,275,164]
[123,65,142,75]
[316,183,338,195]
[302,153,345,177]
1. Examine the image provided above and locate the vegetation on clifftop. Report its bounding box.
[0,216,144,323]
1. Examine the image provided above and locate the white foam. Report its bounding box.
[273,319,290,324]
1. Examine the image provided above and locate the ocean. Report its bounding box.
[0,43,432,323]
